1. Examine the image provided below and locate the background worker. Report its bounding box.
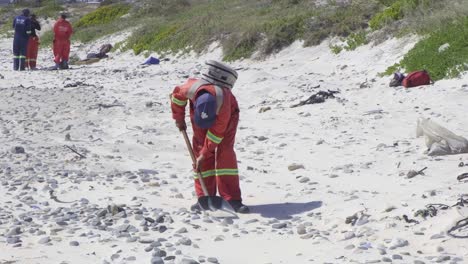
[12,9,31,71]
[26,13,41,70]
[53,13,73,70]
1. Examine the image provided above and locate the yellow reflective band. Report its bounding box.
[193,168,238,178]
[207,130,223,144]
[193,169,216,179]
[18,56,26,59]
[171,96,187,106]
[216,169,239,176]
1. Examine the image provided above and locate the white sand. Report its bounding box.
[0,33,467,264]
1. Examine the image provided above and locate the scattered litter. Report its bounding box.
[457,173,468,181]
[406,167,427,179]
[363,109,385,116]
[448,218,468,239]
[402,214,419,224]
[414,204,449,219]
[142,56,160,65]
[416,118,468,156]
[345,210,370,226]
[290,90,339,108]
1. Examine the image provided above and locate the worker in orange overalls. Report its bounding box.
[52,13,73,70]
[26,14,41,70]
[170,60,249,213]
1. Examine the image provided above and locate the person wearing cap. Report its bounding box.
[26,13,41,70]
[52,13,73,70]
[12,9,31,71]
[170,60,249,213]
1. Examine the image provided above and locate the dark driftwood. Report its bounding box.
[49,190,76,204]
[457,173,468,181]
[88,103,124,110]
[64,145,86,159]
[290,90,339,108]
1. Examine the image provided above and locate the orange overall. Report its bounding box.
[53,18,72,64]
[171,78,242,201]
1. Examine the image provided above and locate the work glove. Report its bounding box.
[175,120,187,131]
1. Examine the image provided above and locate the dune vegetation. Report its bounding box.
[1,0,468,79]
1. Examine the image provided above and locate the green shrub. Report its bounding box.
[304,1,378,46]
[369,0,429,30]
[385,17,468,80]
[39,29,54,48]
[223,30,261,61]
[344,31,368,51]
[330,44,343,54]
[262,15,306,55]
[75,4,130,28]
[34,0,64,19]
[130,24,184,55]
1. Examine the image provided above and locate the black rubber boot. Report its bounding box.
[228,200,250,214]
[190,203,201,212]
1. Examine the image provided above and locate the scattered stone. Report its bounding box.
[389,238,408,249]
[382,257,392,262]
[258,106,271,113]
[435,256,450,263]
[178,237,192,246]
[38,236,51,244]
[207,257,218,263]
[69,241,79,246]
[214,236,224,242]
[296,225,306,235]
[7,237,21,244]
[152,249,167,257]
[298,177,310,183]
[139,238,155,244]
[345,245,355,250]
[288,164,305,171]
[126,237,138,243]
[11,146,25,154]
[392,254,403,260]
[430,233,445,240]
[180,258,199,264]
[343,231,355,240]
[7,227,22,236]
[151,256,164,264]
[272,223,287,229]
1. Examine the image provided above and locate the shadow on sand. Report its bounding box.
[249,201,322,220]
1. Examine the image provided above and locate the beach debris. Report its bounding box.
[290,90,339,108]
[457,173,468,181]
[406,167,427,179]
[64,145,86,159]
[416,118,468,156]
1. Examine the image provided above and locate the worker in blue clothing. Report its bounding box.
[13,9,32,71]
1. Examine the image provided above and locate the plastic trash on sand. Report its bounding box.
[416,118,468,156]
[142,56,160,65]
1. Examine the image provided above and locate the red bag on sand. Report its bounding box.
[402,70,433,88]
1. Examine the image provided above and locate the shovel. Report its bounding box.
[181,130,236,215]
